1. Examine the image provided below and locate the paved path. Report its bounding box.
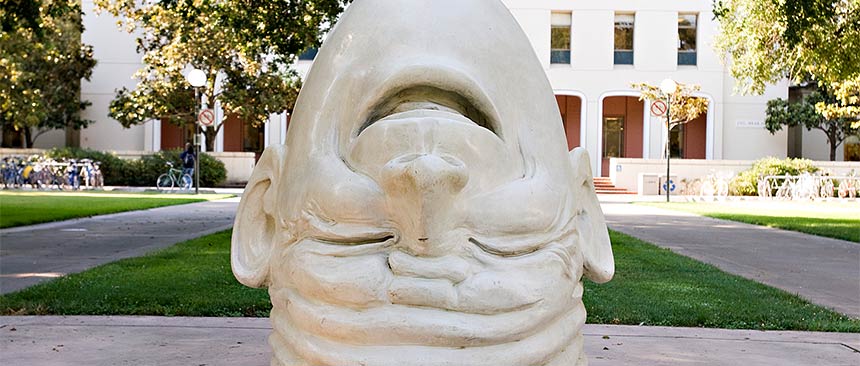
[0,198,240,294]
[601,202,860,318]
[0,316,856,366]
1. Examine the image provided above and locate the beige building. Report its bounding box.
[13,0,855,174]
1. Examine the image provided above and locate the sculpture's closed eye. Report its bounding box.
[317,234,397,246]
[469,237,549,258]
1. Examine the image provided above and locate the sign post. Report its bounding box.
[195,109,214,195]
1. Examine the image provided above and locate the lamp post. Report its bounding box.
[660,78,677,203]
[185,68,206,195]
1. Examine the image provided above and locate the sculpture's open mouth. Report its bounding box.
[360,85,497,136]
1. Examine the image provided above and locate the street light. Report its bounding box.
[660,78,677,203]
[185,68,206,195]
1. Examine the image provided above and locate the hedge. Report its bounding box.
[729,157,819,196]
[45,148,227,187]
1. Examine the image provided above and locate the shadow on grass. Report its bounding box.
[704,214,859,243]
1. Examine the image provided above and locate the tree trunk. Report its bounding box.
[23,128,33,148]
[827,130,838,161]
[204,126,217,152]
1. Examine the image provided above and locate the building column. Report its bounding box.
[215,101,225,152]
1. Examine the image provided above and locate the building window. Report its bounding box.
[298,47,318,61]
[551,12,572,64]
[678,14,697,65]
[614,14,634,65]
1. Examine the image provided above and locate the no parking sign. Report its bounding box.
[650,100,668,117]
[198,109,215,127]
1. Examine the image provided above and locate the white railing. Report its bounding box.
[758,174,859,199]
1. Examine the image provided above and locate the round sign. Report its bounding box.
[198,109,215,127]
[650,100,668,117]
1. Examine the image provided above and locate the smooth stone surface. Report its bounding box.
[2,316,857,366]
[230,0,614,365]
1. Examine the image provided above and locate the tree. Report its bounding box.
[632,81,709,158]
[94,0,349,151]
[0,0,96,148]
[765,91,857,161]
[713,0,860,95]
[816,78,860,129]
[633,81,709,201]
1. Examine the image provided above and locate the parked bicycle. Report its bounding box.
[157,162,193,191]
[79,159,104,189]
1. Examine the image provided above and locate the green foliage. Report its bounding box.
[713,0,860,95]
[817,78,860,129]
[765,91,857,160]
[93,0,349,150]
[138,149,226,188]
[0,0,73,38]
[643,202,860,243]
[44,147,226,187]
[0,231,270,317]
[0,0,97,148]
[3,229,857,332]
[0,191,230,228]
[631,81,709,127]
[729,157,819,196]
[582,231,858,331]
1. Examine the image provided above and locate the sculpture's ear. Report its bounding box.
[569,147,615,283]
[231,144,287,288]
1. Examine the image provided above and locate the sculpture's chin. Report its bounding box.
[268,288,587,366]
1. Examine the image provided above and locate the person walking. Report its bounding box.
[179,142,196,179]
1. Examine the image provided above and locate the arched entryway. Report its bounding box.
[600,96,644,176]
[670,111,707,159]
[555,94,583,150]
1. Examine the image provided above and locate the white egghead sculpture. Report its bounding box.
[231,0,614,365]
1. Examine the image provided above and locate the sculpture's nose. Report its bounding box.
[381,153,468,256]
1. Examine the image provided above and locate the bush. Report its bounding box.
[729,157,819,196]
[137,149,227,188]
[44,147,133,186]
[43,147,227,187]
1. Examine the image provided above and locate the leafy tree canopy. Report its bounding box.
[1,0,73,38]
[94,0,349,150]
[816,79,860,129]
[0,0,96,148]
[765,90,857,161]
[714,0,860,95]
[632,81,709,128]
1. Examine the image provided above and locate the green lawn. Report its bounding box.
[0,191,234,228]
[1,230,856,332]
[641,201,860,243]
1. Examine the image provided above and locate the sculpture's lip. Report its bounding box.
[377,108,476,126]
[354,67,502,139]
[360,93,495,137]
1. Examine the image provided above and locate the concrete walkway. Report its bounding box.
[0,316,856,366]
[601,201,860,318]
[0,198,241,294]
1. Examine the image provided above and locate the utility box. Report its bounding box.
[639,173,679,195]
[638,173,660,195]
